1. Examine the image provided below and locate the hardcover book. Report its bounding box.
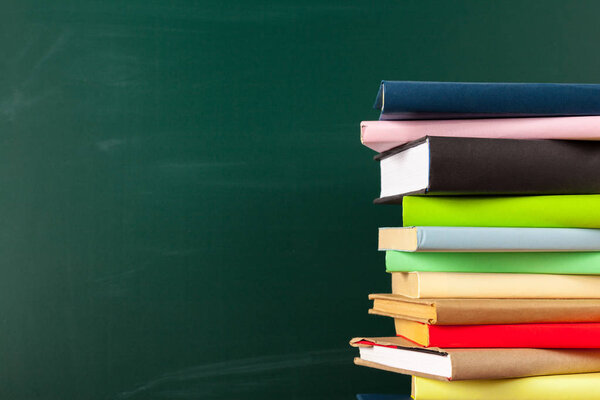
[378,226,600,252]
[401,195,600,228]
[385,251,600,274]
[375,137,600,202]
[393,320,600,348]
[361,117,600,153]
[412,373,600,400]
[374,80,600,120]
[368,294,600,324]
[350,337,600,380]
[391,271,600,299]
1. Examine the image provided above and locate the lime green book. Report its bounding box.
[412,373,600,400]
[402,195,600,228]
[386,251,600,274]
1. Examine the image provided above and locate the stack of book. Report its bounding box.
[351,81,600,400]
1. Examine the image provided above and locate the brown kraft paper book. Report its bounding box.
[350,336,600,381]
[368,293,600,325]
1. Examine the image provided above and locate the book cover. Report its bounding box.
[374,81,600,120]
[385,251,600,274]
[361,117,600,153]
[368,294,600,325]
[394,320,600,348]
[401,195,600,228]
[378,226,600,252]
[391,271,600,299]
[351,337,600,381]
[412,373,600,400]
[375,137,600,202]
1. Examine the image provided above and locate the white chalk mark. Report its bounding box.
[114,348,348,399]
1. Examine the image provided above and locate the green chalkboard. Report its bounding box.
[1,1,599,398]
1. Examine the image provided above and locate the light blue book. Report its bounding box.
[378,227,600,252]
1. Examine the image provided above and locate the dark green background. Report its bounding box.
[0,1,598,398]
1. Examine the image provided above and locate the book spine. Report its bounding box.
[426,137,600,195]
[413,373,600,400]
[377,81,600,120]
[402,195,600,228]
[415,227,600,251]
[433,300,600,324]
[410,272,600,299]
[385,251,600,275]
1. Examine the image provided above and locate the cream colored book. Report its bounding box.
[412,373,600,400]
[392,271,600,299]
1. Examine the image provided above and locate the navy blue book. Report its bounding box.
[374,81,600,120]
[356,395,411,400]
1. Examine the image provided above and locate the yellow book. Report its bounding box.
[392,271,600,299]
[413,373,600,400]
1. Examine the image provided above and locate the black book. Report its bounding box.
[374,136,600,204]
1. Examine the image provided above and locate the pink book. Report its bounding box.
[361,116,600,152]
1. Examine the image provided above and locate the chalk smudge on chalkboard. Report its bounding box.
[91,267,146,284]
[157,161,248,171]
[2,30,68,122]
[0,90,55,121]
[26,31,69,82]
[96,138,126,152]
[114,348,348,399]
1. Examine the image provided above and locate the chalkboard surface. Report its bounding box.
[0,1,599,399]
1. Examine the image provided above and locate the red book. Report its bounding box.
[395,319,600,348]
